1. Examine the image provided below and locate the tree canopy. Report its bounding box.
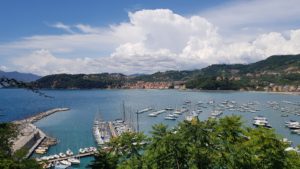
[0,123,42,169]
[90,115,300,169]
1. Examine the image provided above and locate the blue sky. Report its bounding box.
[0,0,300,75]
[0,0,226,42]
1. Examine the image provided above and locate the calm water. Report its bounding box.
[1,89,300,168]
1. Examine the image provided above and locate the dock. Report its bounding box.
[46,152,95,163]
[14,108,70,124]
[12,108,70,157]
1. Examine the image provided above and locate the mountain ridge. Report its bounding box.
[0,70,41,82]
[34,54,300,91]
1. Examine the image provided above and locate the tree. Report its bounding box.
[0,122,42,169]
[90,116,300,169]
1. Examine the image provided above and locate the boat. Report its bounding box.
[291,129,300,134]
[137,108,152,114]
[252,116,271,128]
[54,164,70,169]
[253,116,267,121]
[66,149,73,156]
[148,110,166,117]
[35,147,47,154]
[211,110,223,118]
[164,116,176,120]
[173,110,183,115]
[79,148,85,154]
[60,160,71,166]
[68,157,80,165]
[185,111,198,121]
[59,153,66,158]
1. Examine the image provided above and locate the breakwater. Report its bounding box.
[14,108,70,124]
[12,108,70,158]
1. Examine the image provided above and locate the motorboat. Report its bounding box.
[59,153,66,158]
[68,157,80,165]
[66,149,73,156]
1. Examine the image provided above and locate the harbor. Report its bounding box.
[11,108,70,160]
[1,89,300,168]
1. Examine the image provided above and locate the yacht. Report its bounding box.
[137,108,152,114]
[68,157,80,165]
[60,160,71,166]
[59,153,66,158]
[66,149,73,156]
[164,116,176,120]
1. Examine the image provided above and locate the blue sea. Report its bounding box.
[1,89,300,168]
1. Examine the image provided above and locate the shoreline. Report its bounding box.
[12,108,70,158]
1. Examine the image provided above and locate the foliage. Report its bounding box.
[32,54,300,90]
[90,116,300,169]
[0,122,42,169]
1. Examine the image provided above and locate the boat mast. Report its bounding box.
[136,111,139,132]
[122,100,126,122]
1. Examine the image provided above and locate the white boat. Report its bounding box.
[137,108,152,114]
[59,153,66,158]
[164,116,176,120]
[291,129,300,134]
[60,160,71,166]
[68,157,80,165]
[185,111,198,121]
[148,110,166,117]
[79,148,85,154]
[66,149,73,156]
[54,164,70,169]
[211,110,223,117]
[253,116,267,121]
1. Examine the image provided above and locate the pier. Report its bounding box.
[12,108,70,158]
[14,107,70,124]
[45,152,95,163]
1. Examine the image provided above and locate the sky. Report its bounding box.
[0,0,300,75]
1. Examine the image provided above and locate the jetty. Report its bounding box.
[12,108,70,158]
[45,151,95,163]
[14,108,70,124]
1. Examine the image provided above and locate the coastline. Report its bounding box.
[12,108,70,158]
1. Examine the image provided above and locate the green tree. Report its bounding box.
[0,122,42,169]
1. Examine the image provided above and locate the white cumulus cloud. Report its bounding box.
[1,8,300,75]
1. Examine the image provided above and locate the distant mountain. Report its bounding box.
[0,70,41,82]
[34,54,300,91]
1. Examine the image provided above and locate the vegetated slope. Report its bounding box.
[34,54,300,90]
[186,54,300,90]
[35,73,127,89]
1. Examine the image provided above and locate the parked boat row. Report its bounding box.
[37,147,97,168]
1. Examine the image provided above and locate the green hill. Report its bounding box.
[35,73,127,89]
[34,54,300,90]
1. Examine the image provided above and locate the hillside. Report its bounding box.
[34,54,300,91]
[0,70,40,82]
[186,54,300,90]
[35,73,127,89]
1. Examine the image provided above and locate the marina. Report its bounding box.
[1,89,300,168]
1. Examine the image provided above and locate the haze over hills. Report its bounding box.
[33,54,300,92]
[0,70,41,82]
